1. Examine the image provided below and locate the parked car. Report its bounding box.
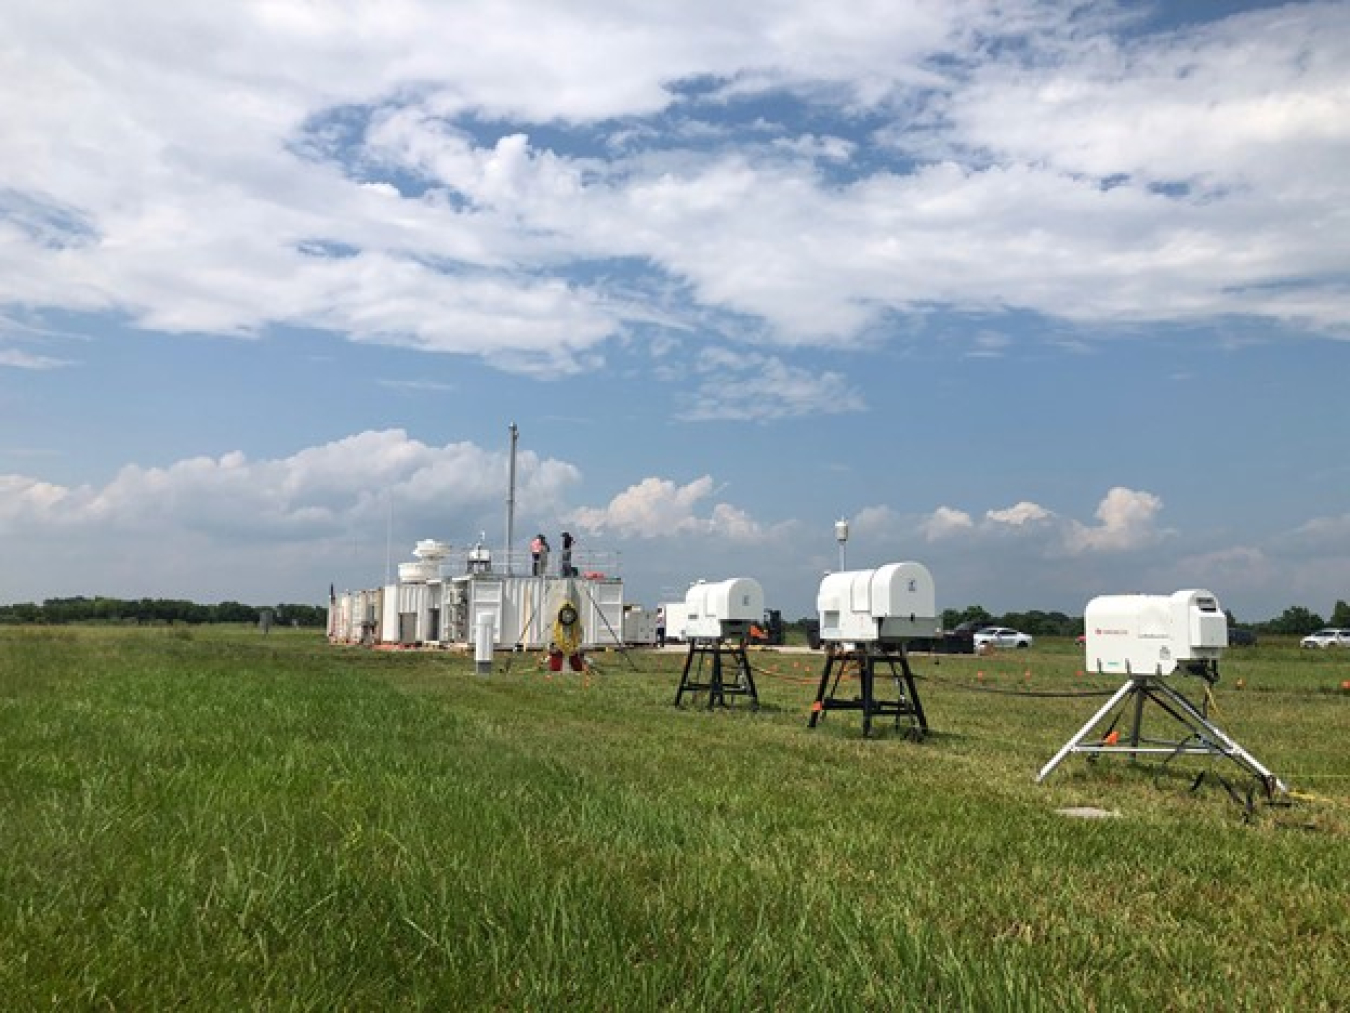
[1300,628,1350,649]
[974,627,1034,651]
[1228,628,1258,647]
[933,620,991,655]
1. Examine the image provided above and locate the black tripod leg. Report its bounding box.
[808,654,835,727]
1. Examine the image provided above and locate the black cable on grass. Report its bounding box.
[911,670,1119,699]
[748,654,1117,699]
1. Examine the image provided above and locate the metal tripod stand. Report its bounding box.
[1037,660,1284,794]
[674,636,759,709]
[808,643,927,739]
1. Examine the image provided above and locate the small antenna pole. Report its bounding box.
[835,517,849,572]
[384,495,393,586]
[505,423,519,576]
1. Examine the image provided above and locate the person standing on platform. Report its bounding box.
[560,531,575,576]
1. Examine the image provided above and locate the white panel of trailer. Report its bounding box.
[472,578,504,644]
[584,579,625,646]
[380,585,399,643]
[337,573,627,651]
[434,575,623,649]
[623,606,657,646]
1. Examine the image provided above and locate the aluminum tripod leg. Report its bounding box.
[1152,680,1286,793]
[1038,677,1286,794]
[1036,679,1137,783]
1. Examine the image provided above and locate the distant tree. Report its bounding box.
[0,596,326,627]
[1000,610,1079,637]
[215,601,258,624]
[1265,606,1325,636]
[0,602,41,624]
[956,605,995,628]
[1330,600,1350,627]
[42,596,96,624]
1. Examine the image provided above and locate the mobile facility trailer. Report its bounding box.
[330,540,626,651]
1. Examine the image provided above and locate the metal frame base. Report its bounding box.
[808,644,928,739]
[1037,673,1284,795]
[674,638,759,710]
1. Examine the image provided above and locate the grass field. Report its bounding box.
[1,626,1347,1009]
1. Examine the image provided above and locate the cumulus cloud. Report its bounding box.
[0,429,579,541]
[986,501,1053,527]
[1065,487,1166,554]
[914,487,1165,555]
[569,475,783,543]
[921,506,975,540]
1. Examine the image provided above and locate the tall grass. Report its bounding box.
[0,627,1346,1008]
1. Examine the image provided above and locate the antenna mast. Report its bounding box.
[505,422,518,576]
[384,495,393,586]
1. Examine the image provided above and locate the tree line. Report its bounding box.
[5,595,1348,637]
[0,597,327,628]
[787,600,1350,638]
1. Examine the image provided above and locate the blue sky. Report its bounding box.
[2,0,1347,623]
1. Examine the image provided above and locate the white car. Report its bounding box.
[974,627,1034,651]
[1300,628,1350,648]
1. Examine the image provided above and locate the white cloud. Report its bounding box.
[852,504,904,535]
[0,348,69,370]
[947,4,1350,188]
[1065,487,1166,554]
[677,348,865,421]
[1159,545,1277,595]
[0,429,579,540]
[986,501,1052,527]
[0,476,73,518]
[965,332,1013,359]
[922,499,1060,542]
[569,474,783,543]
[377,378,457,393]
[1279,511,1350,556]
[915,488,1165,555]
[921,506,975,540]
[0,0,1345,378]
[0,429,596,601]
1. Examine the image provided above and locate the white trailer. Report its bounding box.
[440,574,624,650]
[622,605,658,646]
[658,601,689,643]
[335,540,627,651]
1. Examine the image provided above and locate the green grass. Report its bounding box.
[1,627,1347,1009]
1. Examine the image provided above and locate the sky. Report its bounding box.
[2,0,1348,624]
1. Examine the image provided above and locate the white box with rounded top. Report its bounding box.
[1084,589,1227,676]
[817,562,938,644]
[683,577,765,640]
